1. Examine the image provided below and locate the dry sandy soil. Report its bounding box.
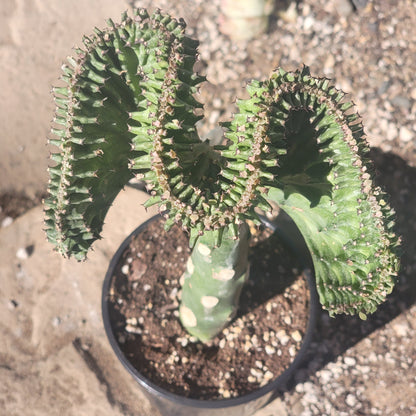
[1,0,415,415]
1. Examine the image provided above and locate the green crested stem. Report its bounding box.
[45,8,400,342]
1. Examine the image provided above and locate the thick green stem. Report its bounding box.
[179,224,249,342]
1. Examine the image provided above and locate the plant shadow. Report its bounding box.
[267,147,416,399]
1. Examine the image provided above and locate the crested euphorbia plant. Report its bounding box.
[44,9,400,343]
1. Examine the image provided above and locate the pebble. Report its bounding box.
[334,0,354,16]
[247,375,257,383]
[392,322,408,337]
[121,264,129,275]
[8,299,19,310]
[391,95,412,111]
[399,126,413,142]
[16,247,29,260]
[344,356,356,367]
[265,345,275,355]
[125,324,142,334]
[345,393,358,407]
[1,216,13,227]
[291,330,302,342]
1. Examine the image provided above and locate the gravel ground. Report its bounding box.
[132,0,416,166]
[127,1,416,415]
[2,1,414,414]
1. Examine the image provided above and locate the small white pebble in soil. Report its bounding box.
[276,329,290,345]
[265,345,276,355]
[289,345,297,357]
[121,264,129,275]
[176,246,183,253]
[247,375,257,383]
[243,341,252,352]
[264,370,274,380]
[250,368,263,379]
[284,316,292,325]
[125,324,142,334]
[255,360,263,369]
[143,284,151,291]
[222,389,231,399]
[126,317,138,325]
[266,302,272,312]
[291,330,302,342]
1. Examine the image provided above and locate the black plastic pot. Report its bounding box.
[102,214,318,416]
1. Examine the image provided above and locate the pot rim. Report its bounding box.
[102,214,318,409]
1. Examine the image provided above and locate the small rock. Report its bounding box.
[1,216,13,227]
[265,345,276,355]
[222,389,231,399]
[391,95,411,111]
[125,324,142,334]
[344,356,356,367]
[392,322,408,337]
[303,16,315,31]
[52,316,61,326]
[8,299,19,310]
[399,126,413,142]
[284,316,292,325]
[121,264,129,275]
[16,247,29,260]
[291,330,302,342]
[351,0,369,10]
[334,0,354,16]
[345,393,357,407]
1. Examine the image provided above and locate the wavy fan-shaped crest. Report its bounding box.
[45,10,399,321]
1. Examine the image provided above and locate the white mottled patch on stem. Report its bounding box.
[186,257,194,274]
[197,243,211,256]
[201,296,219,308]
[213,268,235,281]
[179,305,197,327]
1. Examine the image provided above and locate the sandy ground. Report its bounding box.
[0,0,132,196]
[1,0,415,415]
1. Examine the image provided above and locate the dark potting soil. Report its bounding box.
[107,216,310,400]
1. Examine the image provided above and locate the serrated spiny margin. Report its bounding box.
[44,9,204,260]
[263,67,400,317]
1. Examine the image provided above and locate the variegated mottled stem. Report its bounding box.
[179,224,249,342]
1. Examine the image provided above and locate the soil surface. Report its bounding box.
[107,216,311,400]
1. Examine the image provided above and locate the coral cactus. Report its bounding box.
[44,9,400,342]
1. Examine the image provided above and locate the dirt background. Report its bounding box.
[1,0,415,415]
